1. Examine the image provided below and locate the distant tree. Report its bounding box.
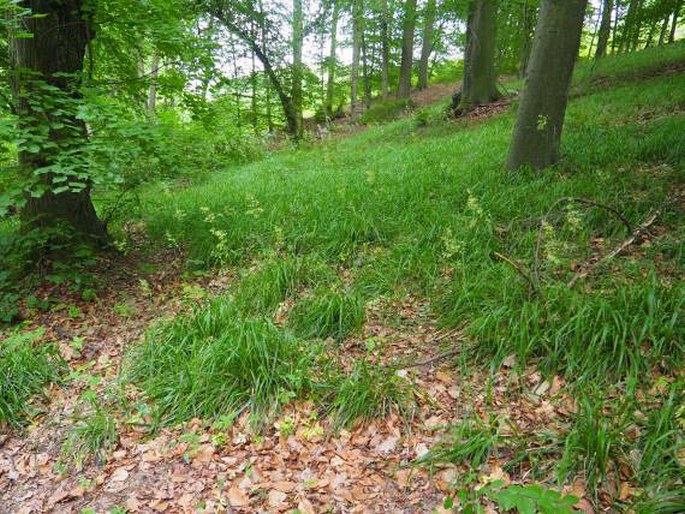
[506,0,587,171]
[292,0,304,138]
[9,0,107,242]
[595,0,613,58]
[398,0,418,98]
[669,0,682,42]
[325,0,341,118]
[418,0,437,90]
[351,0,363,118]
[458,0,500,112]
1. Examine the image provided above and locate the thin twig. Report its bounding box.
[568,209,662,288]
[493,251,540,297]
[533,196,632,285]
[399,347,464,369]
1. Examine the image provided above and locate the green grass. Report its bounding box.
[0,328,64,428]
[121,45,684,506]
[127,298,316,426]
[325,358,416,428]
[288,287,365,341]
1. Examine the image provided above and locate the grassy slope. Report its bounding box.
[126,44,684,505]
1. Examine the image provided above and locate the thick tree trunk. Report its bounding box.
[506,0,587,172]
[325,0,340,119]
[397,0,418,98]
[291,0,304,139]
[380,0,391,99]
[595,0,613,58]
[10,0,107,242]
[350,0,363,119]
[459,0,500,112]
[418,0,436,90]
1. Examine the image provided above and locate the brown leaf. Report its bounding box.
[227,485,249,507]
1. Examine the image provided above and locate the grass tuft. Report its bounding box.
[127,298,315,426]
[288,287,366,341]
[0,328,64,428]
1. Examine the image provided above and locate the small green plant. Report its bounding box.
[62,390,118,468]
[128,298,316,426]
[421,412,500,471]
[288,288,365,341]
[0,328,64,428]
[445,481,578,514]
[326,358,415,428]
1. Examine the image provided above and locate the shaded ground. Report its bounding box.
[0,257,596,513]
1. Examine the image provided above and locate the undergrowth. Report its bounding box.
[0,328,64,428]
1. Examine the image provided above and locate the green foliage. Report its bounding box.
[360,98,415,124]
[0,328,64,428]
[288,288,366,341]
[421,413,499,470]
[62,390,118,468]
[326,358,416,428]
[234,254,334,316]
[127,298,315,425]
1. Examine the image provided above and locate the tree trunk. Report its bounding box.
[669,1,682,43]
[506,0,587,172]
[658,12,671,45]
[380,0,391,99]
[10,0,107,242]
[418,0,436,90]
[595,0,613,58]
[325,0,340,119]
[362,31,371,109]
[147,53,160,114]
[459,0,500,112]
[350,0,363,119]
[398,0,418,98]
[620,0,640,53]
[518,3,535,77]
[291,0,304,139]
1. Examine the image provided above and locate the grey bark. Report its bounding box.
[380,0,391,99]
[459,0,500,112]
[595,0,613,58]
[325,0,340,119]
[398,0,418,98]
[292,0,304,138]
[418,0,436,90]
[506,0,588,171]
[351,0,363,119]
[669,1,682,43]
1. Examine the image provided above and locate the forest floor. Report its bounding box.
[2,45,685,514]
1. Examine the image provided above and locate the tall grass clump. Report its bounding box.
[0,328,64,428]
[128,298,315,425]
[234,254,335,316]
[440,273,683,385]
[288,287,366,341]
[326,358,416,428]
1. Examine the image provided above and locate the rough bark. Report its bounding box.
[397,0,418,98]
[459,0,500,112]
[10,0,107,242]
[595,0,613,58]
[350,0,363,119]
[518,3,535,77]
[506,0,587,172]
[292,0,304,138]
[418,0,436,90]
[669,1,682,43]
[380,0,391,99]
[658,12,671,45]
[325,0,340,119]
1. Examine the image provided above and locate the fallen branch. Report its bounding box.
[493,251,540,297]
[568,209,662,288]
[399,347,464,369]
[533,196,632,285]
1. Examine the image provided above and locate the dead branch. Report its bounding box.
[567,209,662,288]
[533,196,632,285]
[493,251,540,297]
